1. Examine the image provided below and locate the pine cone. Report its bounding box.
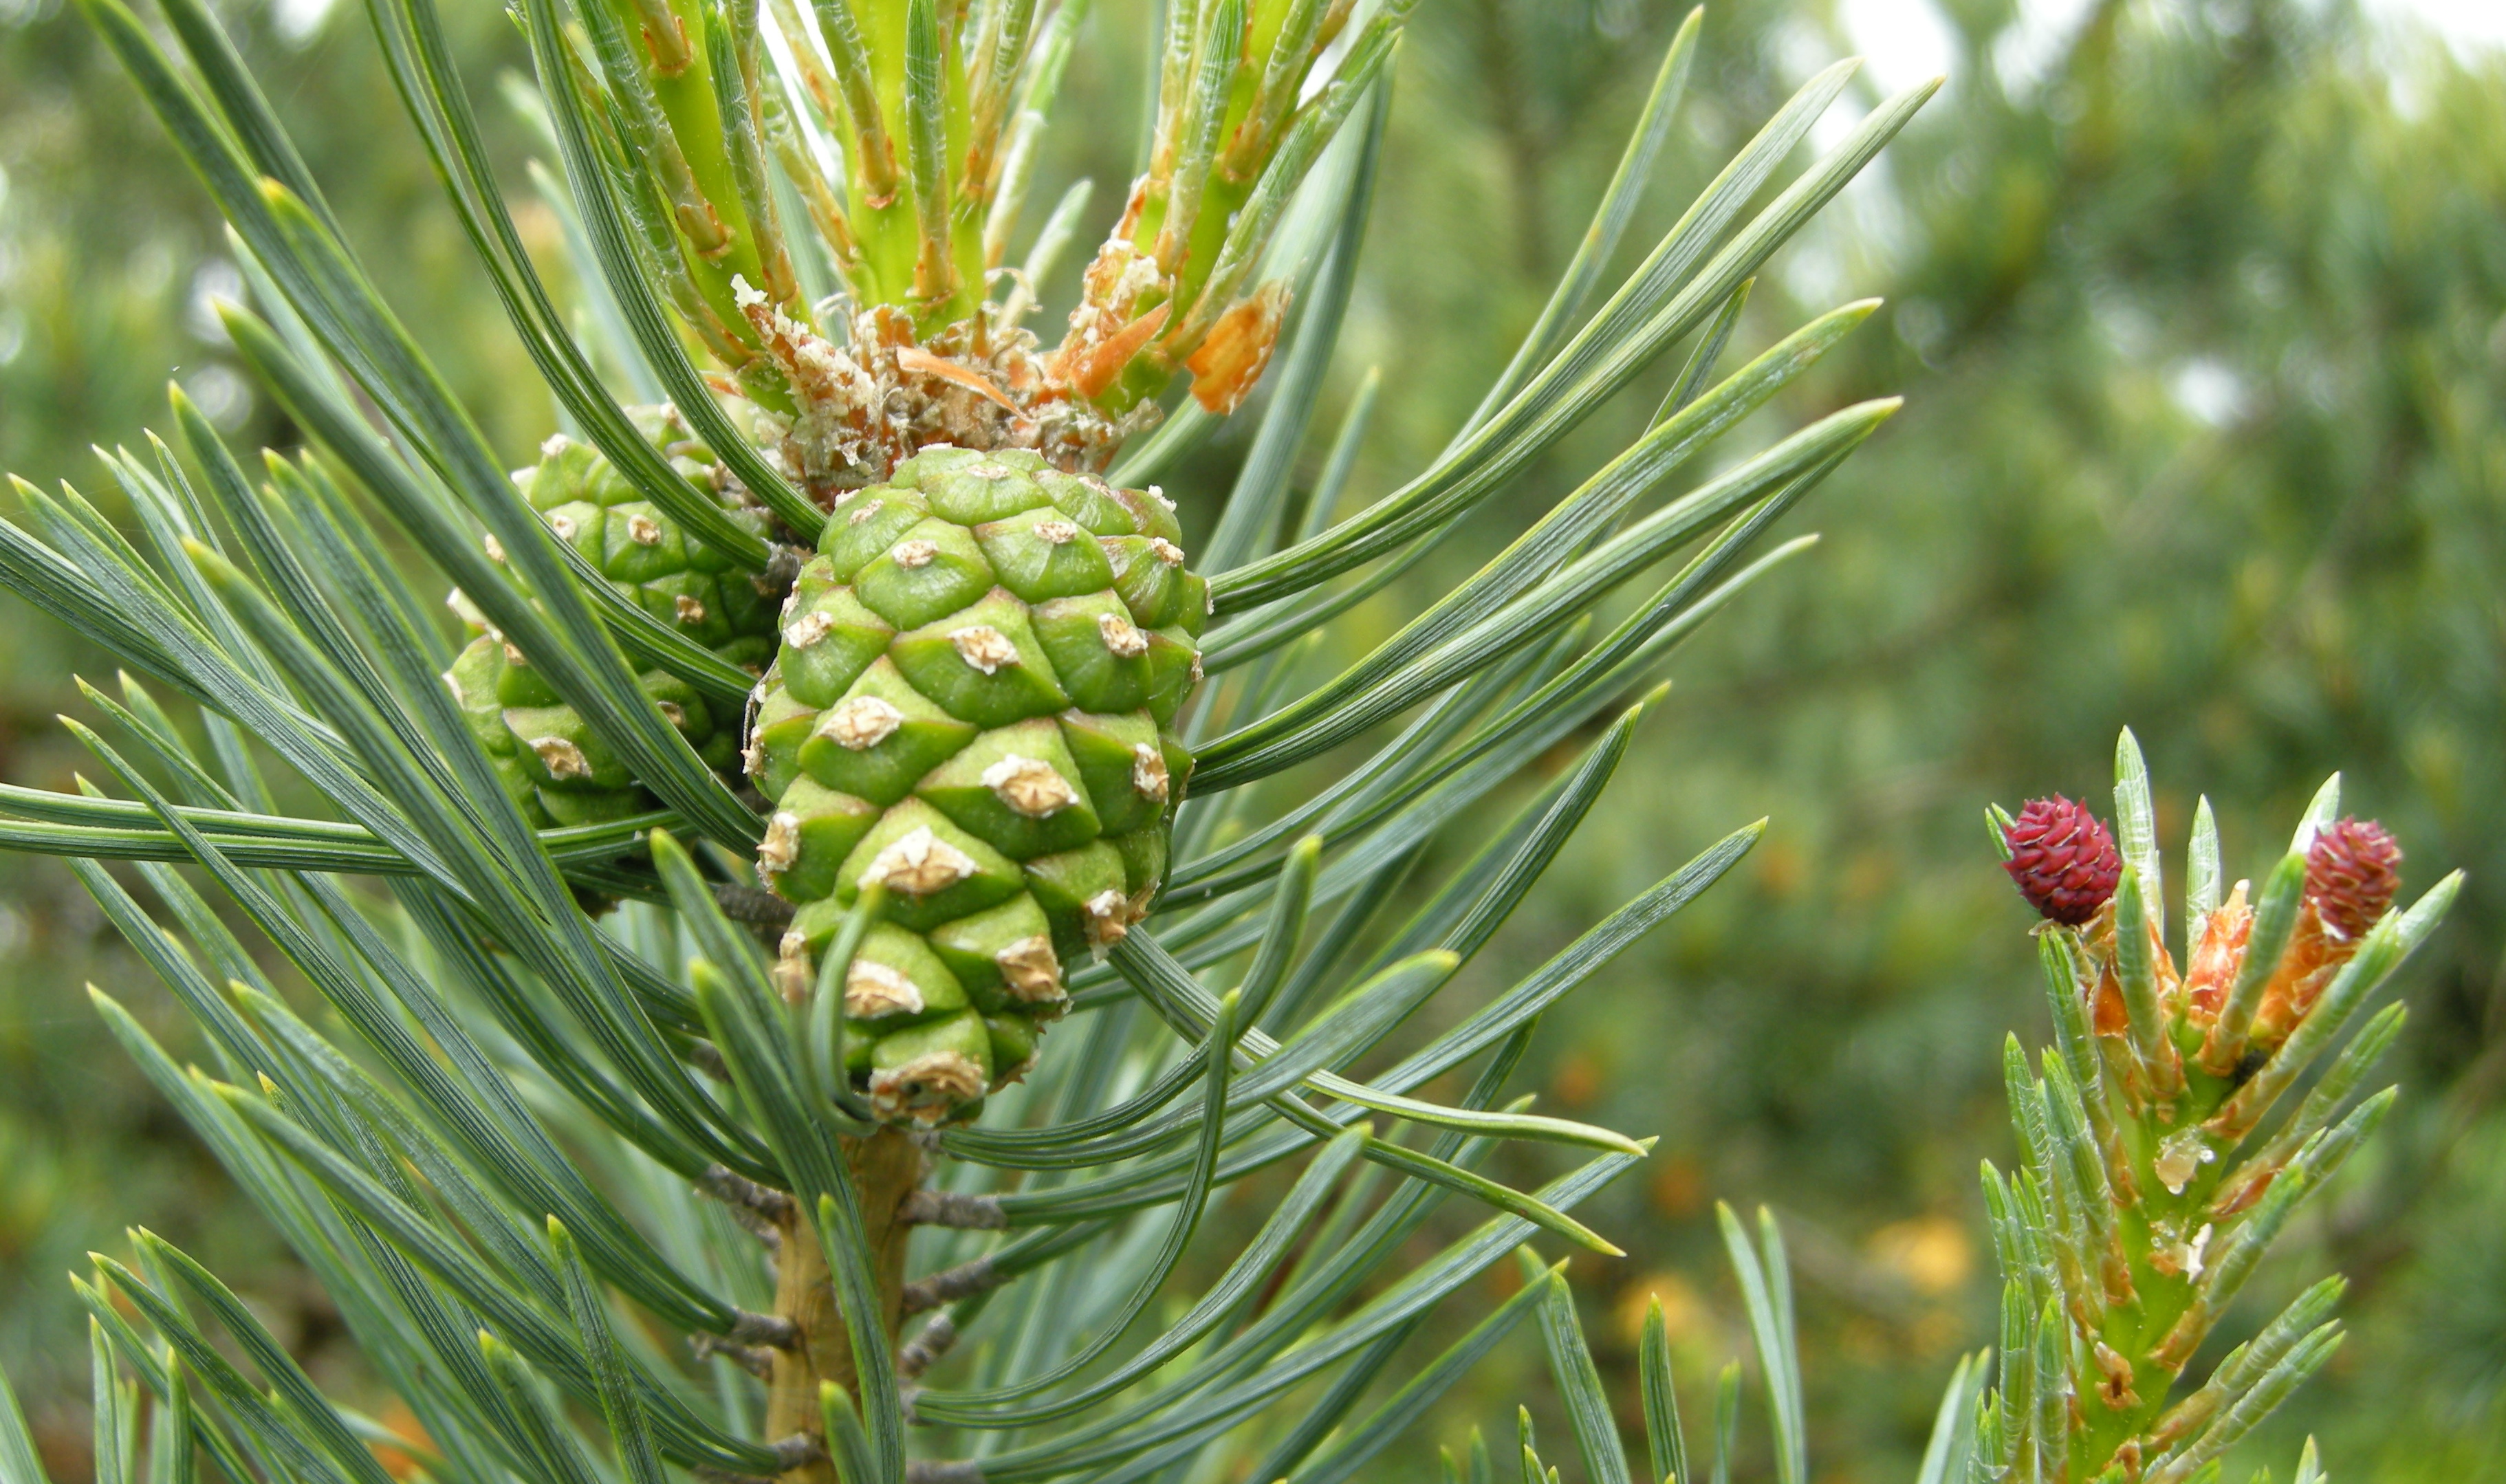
[2003,796,2122,926]
[444,413,778,828]
[750,446,1203,1125]
[2305,816,2401,939]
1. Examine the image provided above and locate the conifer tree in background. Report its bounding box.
[0,1,2447,1482]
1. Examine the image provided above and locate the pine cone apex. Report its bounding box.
[2003,795,2122,926]
[2307,816,2401,939]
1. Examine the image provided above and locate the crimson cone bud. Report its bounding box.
[2003,796,2122,926]
[2306,817,2401,939]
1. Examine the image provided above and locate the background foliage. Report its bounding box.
[2,0,2500,1478]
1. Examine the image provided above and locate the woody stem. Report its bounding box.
[765,1128,925,1483]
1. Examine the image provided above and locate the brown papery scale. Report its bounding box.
[2003,795,2123,926]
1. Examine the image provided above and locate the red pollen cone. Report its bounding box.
[2306,816,2402,939]
[2003,796,2122,926]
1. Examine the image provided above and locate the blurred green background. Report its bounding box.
[3,0,2503,1478]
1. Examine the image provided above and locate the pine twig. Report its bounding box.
[715,881,798,933]
[897,1313,957,1381]
[900,1256,998,1316]
[726,1308,800,1348]
[898,1189,1007,1229]
[692,1333,779,1378]
[699,1164,797,1218]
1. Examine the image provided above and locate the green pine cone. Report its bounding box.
[444,407,781,829]
[751,446,1206,1126]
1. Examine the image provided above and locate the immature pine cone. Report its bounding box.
[2003,796,2122,926]
[2305,816,2401,939]
[444,414,777,829]
[748,447,1202,1125]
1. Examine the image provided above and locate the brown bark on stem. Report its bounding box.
[766,1127,925,1483]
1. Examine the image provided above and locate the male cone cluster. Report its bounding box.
[749,446,1204,1125]
[444,408,779,827]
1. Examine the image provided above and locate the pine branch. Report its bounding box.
[0,5,2039,1483]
